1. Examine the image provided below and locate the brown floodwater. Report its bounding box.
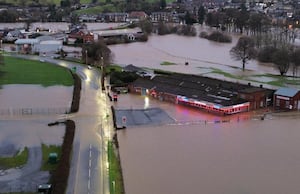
[117,116,300,194]
[0,85,73,110]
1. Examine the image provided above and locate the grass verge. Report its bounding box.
[0,56,73,86]
[160,61,176,66]
[41,144,62,171]
[0,147,28,169]
[108,141,125,194]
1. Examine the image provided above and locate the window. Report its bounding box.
[276,99,280,106]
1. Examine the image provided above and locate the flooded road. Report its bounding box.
[115,94,300,194]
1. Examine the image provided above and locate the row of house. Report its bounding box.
[78,11,185,24]
[126,69,300,115]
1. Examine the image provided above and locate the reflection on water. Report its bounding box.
[0,85,73,109]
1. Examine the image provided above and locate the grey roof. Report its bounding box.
[131,74,274,107]
[36,35,55,41]
[123,64,144,72]
[15,39,39,44]
[274,87,300,97]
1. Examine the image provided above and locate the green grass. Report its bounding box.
[1,193,36,194]
[0,147,28,169]
[75,4,117,15]
[209,68,243,79]
[160,61,177,66]
[106,64,123,74]
[108,141,124,194]
[0,56,73,87]
[41,144,62,171]
[4,0,91,5]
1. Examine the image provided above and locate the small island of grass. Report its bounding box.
[160,61,177,66]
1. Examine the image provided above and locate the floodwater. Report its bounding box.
[0,84,73,110]
[109,32,284,76]
[115,94,300,194]
[117,117,300,194]
[0,84,72,150]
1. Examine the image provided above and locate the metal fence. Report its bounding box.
[0,107,70,116]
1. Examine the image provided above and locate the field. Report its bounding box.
[0,56,73,86]
[3,0,92,6]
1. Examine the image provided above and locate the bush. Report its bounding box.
[70,72,81,113]
[257,46,277,63]
[50,120,75,194]
[175,25,197,36]
[110,71,139,86]
[199,31,208,38]
[205,31,232,43]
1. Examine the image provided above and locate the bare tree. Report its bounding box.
[291,47,300,77]
[272,46,291,76]
[230,36,257,71]
[82,40,114,89]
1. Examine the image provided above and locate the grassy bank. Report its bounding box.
[108,141,125,194]
[41,144,62,171]
[0,56,73,86]
[0,147,28,169]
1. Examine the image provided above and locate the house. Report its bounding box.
[68,29,94,43]
[4,29,24,42]
[101,13,128,22]
[14,39,39,53]
[126,11,148,22]
[14,36,63,55]
[273,87,300,110]
[129,73,274,115]
[239,86,273,110]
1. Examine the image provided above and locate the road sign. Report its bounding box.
[122,116,127,125]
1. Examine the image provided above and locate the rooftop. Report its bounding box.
[132,73,274,107]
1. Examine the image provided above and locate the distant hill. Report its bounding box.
[1,0,92,6]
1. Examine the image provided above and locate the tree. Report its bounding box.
[230,36,257,71]
[160,0,166,9]
[198,6,206,25]
[272,47,290,76]
[184,11,197,25]
[82,40,114,89]
[291,48,300,77]
[0,52,4,66]
[234,3,249,34]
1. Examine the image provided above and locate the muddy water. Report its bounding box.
[0,85,73,109]
[117,116,300,194]
[109,33,283,76]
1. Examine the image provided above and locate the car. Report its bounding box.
[87,65,92,69]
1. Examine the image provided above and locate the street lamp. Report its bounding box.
[101,56,105,91]
[85,49,88,65]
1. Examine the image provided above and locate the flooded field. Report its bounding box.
[0,85,73,112]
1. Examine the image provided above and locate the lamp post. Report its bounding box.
[101,56,105,91]
[85,49,88,65]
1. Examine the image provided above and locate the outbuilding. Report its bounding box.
[274,87,300,110]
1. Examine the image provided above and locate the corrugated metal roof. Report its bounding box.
[274,87,300,97]
[15,39,39,44]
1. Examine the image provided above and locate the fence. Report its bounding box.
[0,107,70,116]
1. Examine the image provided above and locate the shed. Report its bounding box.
[274,87,300,110]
